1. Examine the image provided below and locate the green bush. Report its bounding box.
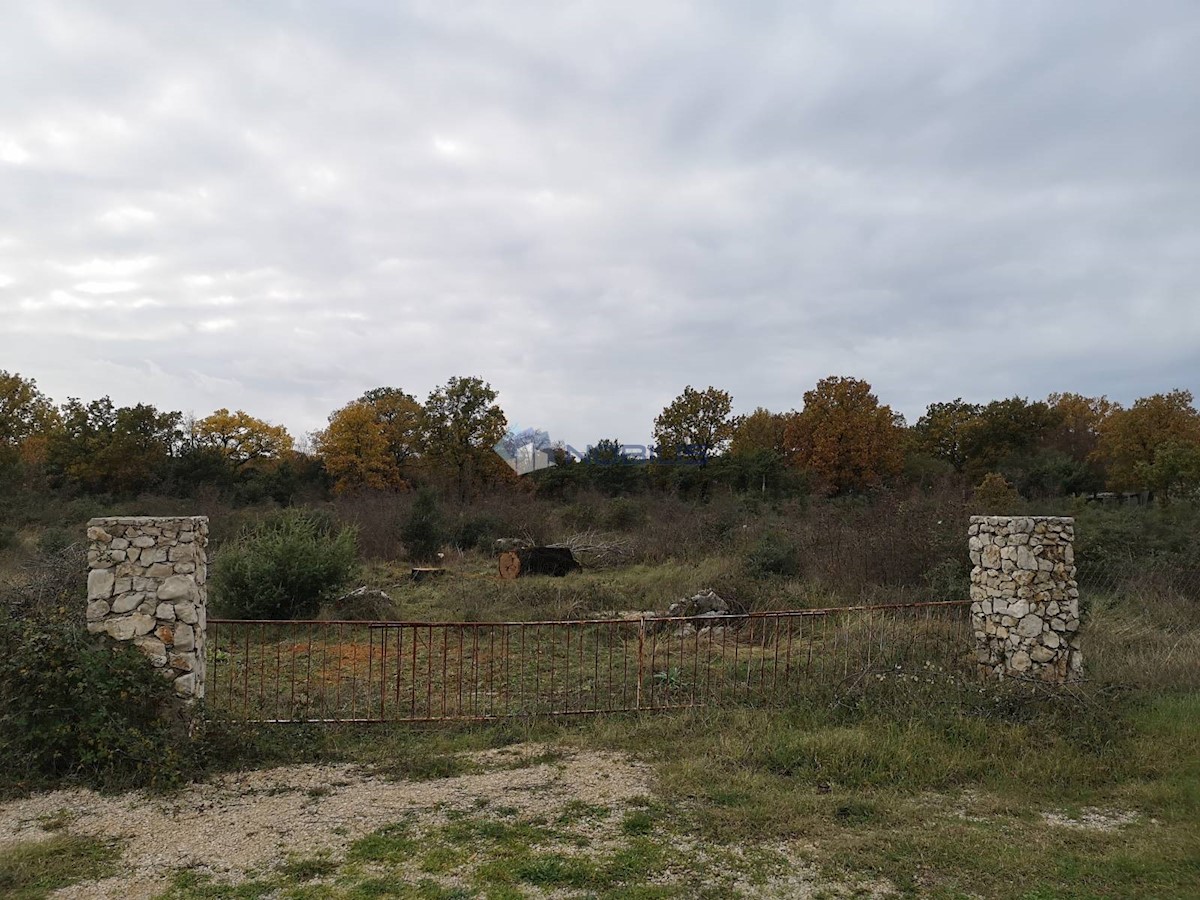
[400,490,444,563]
[744,532,801,579]
[451,514,502,551]
[0,614,191,792]
[601,497,646,531]
[211,508,358,618]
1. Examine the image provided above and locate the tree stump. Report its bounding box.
[497,547,580,579]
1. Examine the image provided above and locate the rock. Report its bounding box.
[155,602,177,621]
[174,602,199,625]
[1030,645,1056,663]
[111,592,142,614]
[1010,650,1032,672]
[157,575,198,602]
[86,600,110,621]
[87,569,115,600]
[1017,614,1044,637]
[134,636,168,666]
[105,616,140,640]
[173,622,196,652]
[173,673,198,696]
[131,535,156,548]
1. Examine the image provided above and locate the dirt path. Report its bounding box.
[0,745,654,899]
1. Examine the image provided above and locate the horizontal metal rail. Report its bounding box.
[205,600,971,724]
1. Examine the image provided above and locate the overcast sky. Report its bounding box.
[1,1,1197,449]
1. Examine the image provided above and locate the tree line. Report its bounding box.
[1,369,1198,503]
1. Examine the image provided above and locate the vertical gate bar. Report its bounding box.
[398,628,408,724]
[411,626,419,720]
[378,624,387,720]
[783,616,794,688]
[273,624,282,722]
[319,624,330,721]
[258,623,267,716]
[691,618,700,707]
[333,623,343,719]
[607,622,615,711]
[363,625,374,720]
[350,623,361,722]
[242,623,251,720]
[564,625,571,713]
[303,622,314,718]
[441,626,449,719]
[635,618,645,710]
[592,624,600,712]
[425,625,433,719]
[580,623,587,712]
[457,627,465,717]
[535,624,542,715]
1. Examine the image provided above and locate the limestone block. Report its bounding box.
[87,569,115,600]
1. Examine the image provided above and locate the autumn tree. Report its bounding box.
[1098,389,1200,497]
[1046,393,1119,463]
[730,407,794,460]
[0,370,58,478]
[912,399,982,472]
[359,387,423,469]
[784,376,904,494]
[652,386,734,465]
[421,376,508,498]
[195,408,293,471]
[315,401,404,494]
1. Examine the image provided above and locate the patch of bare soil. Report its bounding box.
[0,744,879,898]
[0,745,647,899]
[1041,807,1141,831]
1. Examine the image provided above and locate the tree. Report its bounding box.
[652,386,734,465]
[0,370,58,478]
[315,401,404,494]
[46,397,182,495]
[359,387,423,469]
[421,376,508,498]
[584,438,626,465]
[1046,393,1119,463]
[1135,441,1200,503]
[1098,389,1200,496]
[912,399,982,472]
[960,396,1060,477]
[194,408,293,471]
[730,407,794,460]
[784,376,904,494]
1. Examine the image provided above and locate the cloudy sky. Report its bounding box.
[1,1,1197,449]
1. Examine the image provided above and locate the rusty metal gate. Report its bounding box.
[205,600,971,723]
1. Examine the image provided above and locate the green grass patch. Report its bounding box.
[0,834,116,900]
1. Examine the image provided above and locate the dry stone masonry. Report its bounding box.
[969,515,1082,682]
[86,516,208,699]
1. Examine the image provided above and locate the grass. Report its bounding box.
[0,833,117,899]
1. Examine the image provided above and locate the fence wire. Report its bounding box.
[206,600,971,723]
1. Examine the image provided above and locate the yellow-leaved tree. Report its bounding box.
[195,408,293,471]
[784,376,905,494]
[1097,389,1200,500]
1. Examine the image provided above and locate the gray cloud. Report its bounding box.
[1,0,1197,448]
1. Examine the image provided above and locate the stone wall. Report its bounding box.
[85,516,208,699]
[969,515,1082,682]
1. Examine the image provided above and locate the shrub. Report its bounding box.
[744,532,801,579]
[450,514,502,552]
[400,490,444,563]
[0,613,191,792]
[602,497,646,531]
[211,508,358,618]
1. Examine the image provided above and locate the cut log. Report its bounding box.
[411,567,446,583]
[497,547,580,579]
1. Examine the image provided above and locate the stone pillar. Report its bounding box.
[969,516,1082,682]
[85,516,208,699]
